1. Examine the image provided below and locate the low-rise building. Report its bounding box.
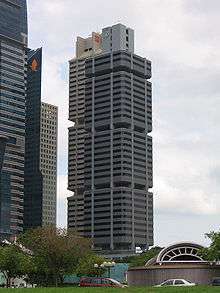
[128,242,220,286]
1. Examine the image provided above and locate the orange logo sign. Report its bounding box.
[30,59,38,71]
[95,35,101,43]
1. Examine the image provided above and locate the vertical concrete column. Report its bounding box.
[91,58,95,240]
[110,53,114,250]
[145,71,149,248]
[131,54,135,251]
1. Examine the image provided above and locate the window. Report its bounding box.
[162,280,173,286]
[83,278,91,283]
[212,278,220,285]
[102,279,110,284]
[174,280,185,285]
[91,278,102,284]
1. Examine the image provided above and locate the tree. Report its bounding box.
[22,254,46,287]
[76,254,107,277]
[0,245,28,287]
[18,227,92,287]
[200,231,220,261]
[127,247,162,267]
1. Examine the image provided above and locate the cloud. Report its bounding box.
[57,175,72,228]
[28,0,220,245]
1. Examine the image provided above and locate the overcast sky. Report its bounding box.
[28,0,220,247]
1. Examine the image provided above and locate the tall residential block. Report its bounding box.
[0,0,28,238]
[68,24,153,255]
[24,48,58,229]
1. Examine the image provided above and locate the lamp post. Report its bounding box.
[94,263,105,277]
[94,261,116,278]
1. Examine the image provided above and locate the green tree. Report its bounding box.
[0,245,28,287]
[76,254,107,277]
[128,246,162,267]
[22,254,46,287]
[200,231,220,261]
[18,227,92,287]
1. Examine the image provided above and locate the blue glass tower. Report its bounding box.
[0,0,28,238]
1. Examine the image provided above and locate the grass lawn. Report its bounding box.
[0,286,218,293]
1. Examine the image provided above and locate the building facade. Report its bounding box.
[40,102,58,226]
[24,48,43,228]
[0,0,28,238]
[68,24,153,255]
[24,48,57,228]
[68,31,102,236]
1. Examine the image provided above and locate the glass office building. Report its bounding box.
[0,0,27,238]
[24,48,43,229]
[24,48,58,229]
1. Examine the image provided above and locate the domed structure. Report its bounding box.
[128,242,220,286]
[146,242,204,265]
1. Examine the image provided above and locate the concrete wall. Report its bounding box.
[128,265,220,286]
[102,24,134,53]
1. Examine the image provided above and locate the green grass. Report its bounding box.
[0,286,218,293]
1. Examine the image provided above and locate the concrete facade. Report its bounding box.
[76,32,102,59]
[40,102,58,226]
[68,24,153,255]
[128,264,220,286]
[102,23,134,53]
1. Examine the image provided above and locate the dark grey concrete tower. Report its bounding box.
[68,24,153,256]
[0,0,28,238]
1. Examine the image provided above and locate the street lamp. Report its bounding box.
[104,262,115,278]
[94,261,116,278]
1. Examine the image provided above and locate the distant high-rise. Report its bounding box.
[24,48,58,229]
[40,102,58,226]
[0,0,28,238]
[68,24,153,255]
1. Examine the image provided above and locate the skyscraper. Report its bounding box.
[40,102,58,226]
[0,0,28,238]
[24,48,58,229]
[68,24,153,255]
[24,48,42,228]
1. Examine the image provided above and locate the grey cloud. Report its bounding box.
[183,0,220,14]
[28,0,220,245]
[155,212,219,246]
